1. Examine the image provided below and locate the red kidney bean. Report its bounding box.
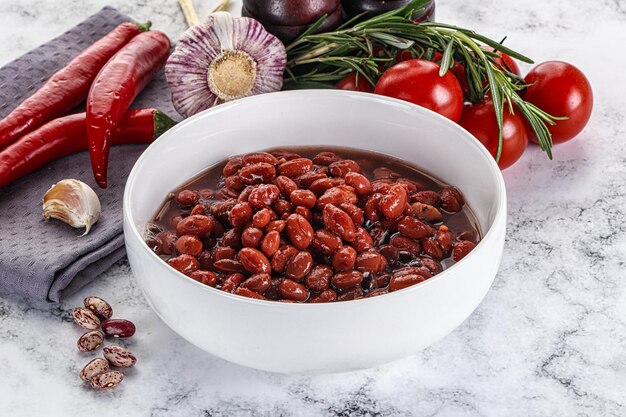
[457,230,475,241]
[229,202,253,228]
[223,156,243,176]
[252,208,275,229]
[279,279,310,302]
[411,190,440,206]
[278,158,314,178]
[317,186,358,208]
[168,254,200,275]
[390,234,421,256]
[332,246,357,272]
[312,151,341,166]
[419,257,443,274]
[355,251,387,273]
[286,214,314,250]
[271,244,299,273]
[175,190,199,207]
[211,199,237,221]
[241,273,272,293]
[344,172,372,195]
[380,184,408,219]
[421,238,444,260]
[397,216,434,239]
[275,175,298,197]
[213,258,246,273]
[290,189,317,209]
[101,319,136,338]
[175,234,203,256]
[440,186,464,213]
[235,287,267,300]
[176,215,216,236]
[212,246,235,261]
[239,162,276,185]
[243,151,278,166]
[294,171,327,189]
[260,230,280,257]
[352,227,374,252]
[265,219,286,233]
[241,227,263,248]
[238,248,271,274]
[294,206,312,222]
[310,289,337,303]
[224,175,245,191]
[364,193,384,222]
[249,184,281,209]
[339,203,364,226]
[322,204,355,242]
[453,240,477,261]
[221,272,246,292]
[190,270,218,287]
[435,226,454,253]
[285,251,314,281]
[304,265,333,292]
[332,270,363,289]
[221,228,242,249]
[337,287,364,302]
[312,229,343,255]
[329,159,360,177]
[273,199,294,216]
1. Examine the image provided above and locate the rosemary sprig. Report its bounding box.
[284,0,562,160]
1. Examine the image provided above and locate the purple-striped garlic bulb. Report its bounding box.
[166,12,287,118]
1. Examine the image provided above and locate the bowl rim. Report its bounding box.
[123,89,506,307]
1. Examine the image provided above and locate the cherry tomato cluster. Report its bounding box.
[337,51,593,170]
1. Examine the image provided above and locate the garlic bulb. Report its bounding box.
[165,12,287,118]
[43,179,101,236]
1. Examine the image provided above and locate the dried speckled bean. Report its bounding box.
[72,308,101,330]
[80,358,110,382]
[90,370,124,390]
[83,296,113,319]
[103,345,137,368]
[77,330,105,352]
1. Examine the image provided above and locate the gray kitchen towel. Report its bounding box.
[0,7,178,303]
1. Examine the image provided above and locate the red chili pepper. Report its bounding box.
[87,30,171,188]
[0,109,175,189]
[0,22,150,150]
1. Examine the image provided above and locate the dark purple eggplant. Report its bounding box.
[242,0,343,43]
[341,0,436,21]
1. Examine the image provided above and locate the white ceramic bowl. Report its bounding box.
[123,90,506,374]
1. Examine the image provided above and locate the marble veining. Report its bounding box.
[0,0,625,416]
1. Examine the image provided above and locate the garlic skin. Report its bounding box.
[165,12,287,118]
[43,179,101,236]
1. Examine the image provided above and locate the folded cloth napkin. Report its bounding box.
[0,7,178,303]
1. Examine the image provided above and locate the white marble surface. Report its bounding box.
[0,0,625,416]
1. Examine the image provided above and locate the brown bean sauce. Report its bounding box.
[145,147,481,303]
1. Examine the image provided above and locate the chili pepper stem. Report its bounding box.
[153,111,177,138]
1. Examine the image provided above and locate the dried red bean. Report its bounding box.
[332,270,363,289]
[440,186,464,213]
[239,162,276,185]
[322,204,356,242]
[279,279,310,302]
[77,330,104,352]
[90,370,124,390]
[83,296,113,320]
[168,254,200,275]
[101,319,136,338]
[332,246,357,272]
[278,158,314,178]
[190,270,218,287]
[72,308,101,330]
[285,251,314,281]
[238,248,271,274]
[175,190,199,207]
[286,214,314,250]
[80,358,109,382]
[453,240,477,261]
[103,345,137,368]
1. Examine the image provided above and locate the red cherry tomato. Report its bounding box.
[336,72,375,93]
[375,59,464,122]
[523,61,593,144]
[459,99,529,169]
[482,46,521,76]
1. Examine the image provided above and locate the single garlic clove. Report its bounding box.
[43,179,101,236]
